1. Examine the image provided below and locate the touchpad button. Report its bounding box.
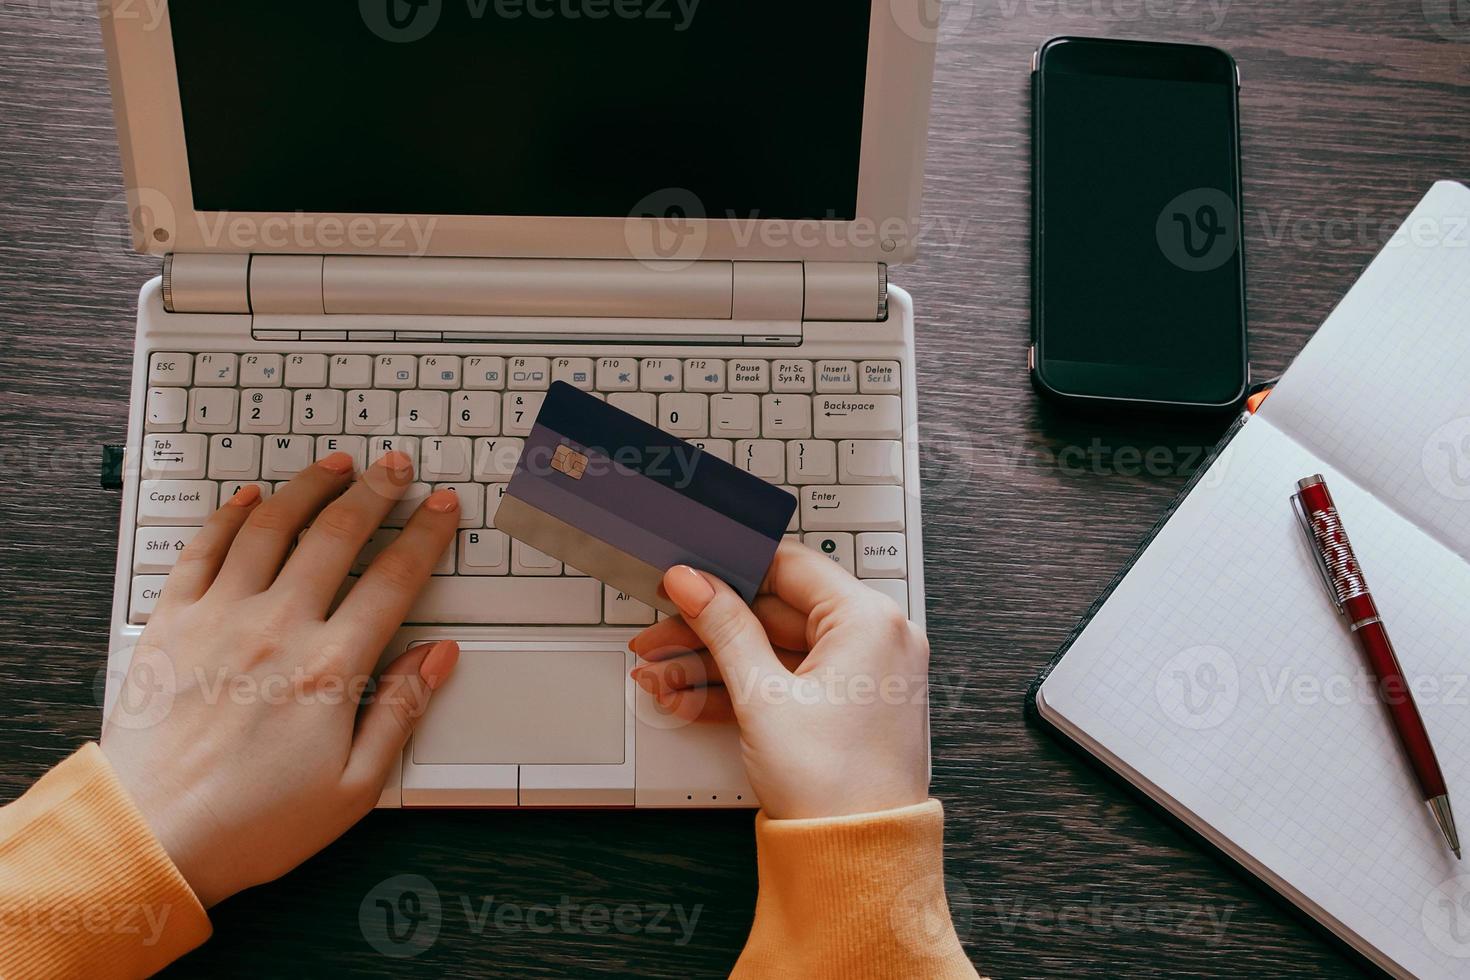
[413,649,625,766]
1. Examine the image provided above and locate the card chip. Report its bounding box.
[552,445,589,479]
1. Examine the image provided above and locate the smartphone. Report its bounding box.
[1031,37,1248,410]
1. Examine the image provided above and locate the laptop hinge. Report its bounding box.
[162,254,888,327]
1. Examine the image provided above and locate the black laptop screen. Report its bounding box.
[167,0,873,220]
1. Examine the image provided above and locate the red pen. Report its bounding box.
[1293,475,1461,859]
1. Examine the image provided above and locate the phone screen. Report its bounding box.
[1036,39,1246,407]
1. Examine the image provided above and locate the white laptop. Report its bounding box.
[98,0,937,808]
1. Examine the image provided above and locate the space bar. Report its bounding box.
[407,578,603,624]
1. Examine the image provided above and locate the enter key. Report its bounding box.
[801,486,906,532]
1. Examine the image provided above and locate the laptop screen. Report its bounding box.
[167,1,873,222]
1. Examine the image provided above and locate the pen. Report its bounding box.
[1292,475,1461,860]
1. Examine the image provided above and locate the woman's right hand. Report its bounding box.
[629,544,931,820]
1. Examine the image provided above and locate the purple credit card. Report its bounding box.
[495,382,797,614]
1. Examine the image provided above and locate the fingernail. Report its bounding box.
[423,489,460,514]
[318,451,355,475]
[664,566,715,619]
[376,450,414,480]
[419,640,460,691]
[630,668,657,695]
[227,484,262,508]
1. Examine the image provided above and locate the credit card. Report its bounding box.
[496,381,797,615]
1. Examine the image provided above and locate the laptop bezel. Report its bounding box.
[99,1,938,264]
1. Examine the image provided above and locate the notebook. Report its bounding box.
[1030,181,1470,979]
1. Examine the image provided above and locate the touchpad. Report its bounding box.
[413,649,626,766]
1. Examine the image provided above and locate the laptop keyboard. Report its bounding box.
[133,353,912,627]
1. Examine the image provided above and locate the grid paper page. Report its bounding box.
[1042,418,1470,979]
[1262,181,1470,561]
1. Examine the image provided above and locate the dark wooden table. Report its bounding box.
[2,2,1467,976]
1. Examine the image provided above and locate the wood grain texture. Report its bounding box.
[1,2,1466,977]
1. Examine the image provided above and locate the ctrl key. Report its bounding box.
[129,576,168,624]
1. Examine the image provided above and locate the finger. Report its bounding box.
[154,484,263,610]
[761,540,873,616]
[661,566,787,711]
[329,488,460,659]
[655,686,736,725]
[271,452,418,614]
[343,641,459,801]
[632,648,805,694]
[631,595,811,661]
[209,453,361,598]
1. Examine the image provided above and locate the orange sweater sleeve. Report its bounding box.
[734,800,982,979]
[0,743,212,979]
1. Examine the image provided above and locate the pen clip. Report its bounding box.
[1292,491,1345,616]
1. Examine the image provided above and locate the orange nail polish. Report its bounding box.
[318,451,355,475]
[419,640,460,691]
[664,566,715,619]
[227,484,262,508]
[423,489,460,514]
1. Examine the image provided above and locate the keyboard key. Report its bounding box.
[149,353,191,386]
[552,358,595,390]
[458,529,509,575]
[863,579,909,616]
[346,390,396,434]
[464,356,506,390]
[856,533,907,578]
[146,388,187,432]
[779,486,800,532]
[261,435,315,481]
[285,354,328,388]
[473,438,524,481]
[434,483,485,529]
[450,391,500,436]
[659,393,708,438]
[762,394,812,439]
[484,483,510,525]
[330,354,373,389]
[292,389,345,435]
[314,435,366,473]
[220,481,272,506]
[195,353,238,387]
[209,434,262,480]
[816,360,858,393]
[404,577,601,624]
[187,388,238,433]
[804,532,856,575]
[421,437,473,482]
[134,527,201,574]
[512,540,563,576]
[813,396,902,440]
[369,436,419,472]
[597,358,639,391]
[735,440,784,483]
[137,480,216,526]
[640,359,682,392]
[772,360,814,393]
[399,390,449,436]
[838,440,904,484]
[419,355,462,390]
[711,394,760,439]
[608,392,655,426]
[690,438,734,464]
[240,353,284,387]
[801,486,905,532]
[140,434,207,480]
[239,388,290,434]
[384,483,433,528]
[503,392,546,436]
[605,587,656,626]
[860,361,901,394]
[787,440,838,485]
[508,357,551,390]
[129,575,168,624]
[375,355,418,389]
[728,360,770,393]
[684,359,725,392]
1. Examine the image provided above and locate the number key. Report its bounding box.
[503,392,546,436]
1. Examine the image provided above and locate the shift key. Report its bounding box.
[137,481,216,526]
[802,486,905,532]
[813,395,902,439]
